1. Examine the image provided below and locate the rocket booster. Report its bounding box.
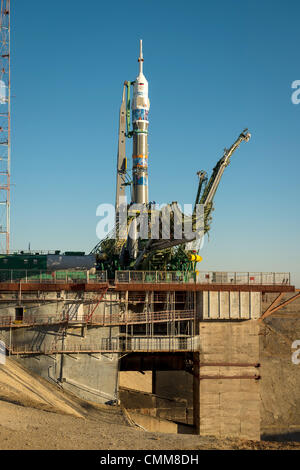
[131,40,150,205]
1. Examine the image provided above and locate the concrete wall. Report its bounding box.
[60,353,119,403]
[0,290,121,322]
[197,291,261,320]
[260,293,300,441]
[119,371,153,393]
[9,324,120,404]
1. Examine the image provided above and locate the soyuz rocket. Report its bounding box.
[113,41,251,268]
[131,40,150,205]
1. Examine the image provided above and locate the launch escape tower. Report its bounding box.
[92,41,251,277]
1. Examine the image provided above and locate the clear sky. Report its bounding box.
[10,0,300,286]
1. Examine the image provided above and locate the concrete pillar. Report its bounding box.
[229,292,240,319]
[220,292,230,319]
[208,292,219,319]
[193,320,261,440]
[240,292,250,319]
[250,292,261,319]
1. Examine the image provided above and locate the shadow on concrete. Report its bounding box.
[262,431,300,442]
[176,423,195,434]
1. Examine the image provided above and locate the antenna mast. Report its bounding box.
[0,0,10,253]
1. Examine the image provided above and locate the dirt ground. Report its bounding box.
[1,398,300,450]
[0,357,300,450]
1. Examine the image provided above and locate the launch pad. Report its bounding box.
[0,269,297,440]
[0,39,299,442]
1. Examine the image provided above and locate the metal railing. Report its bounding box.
[116,271,197,284]
[83,309,195,325]
[0,310,195,328]
[115,270,291,285]
[9,335,200,354]
[5,250,63,255]
[0,270,107,283]
[0,269,290,286]
[0,315,66,327]
[196,271,291,285]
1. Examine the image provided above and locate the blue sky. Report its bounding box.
[11,0,300,286]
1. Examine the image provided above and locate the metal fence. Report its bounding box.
[0,269,290,285]
[115,270,291,285]
[0,270,107,283]
[126,335,200,351]
[9,335,200,354]
[196,271,290,285]
[116,271,197,283]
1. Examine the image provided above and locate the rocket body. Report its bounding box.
[131,40,150,205]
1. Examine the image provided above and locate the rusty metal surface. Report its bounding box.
[115,283,295,293]
[0,310,196,328]
[259,292,285,321]
[0,281,294,293]
[0,282,109,292]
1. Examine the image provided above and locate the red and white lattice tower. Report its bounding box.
[0,0,10,253]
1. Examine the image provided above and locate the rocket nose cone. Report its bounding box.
[139,39,143,59]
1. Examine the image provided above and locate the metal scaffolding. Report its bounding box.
[0,0,10,253]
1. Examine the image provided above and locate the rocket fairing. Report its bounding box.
[131,40,150,205]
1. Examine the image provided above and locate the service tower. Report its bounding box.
[131,40,150,205]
